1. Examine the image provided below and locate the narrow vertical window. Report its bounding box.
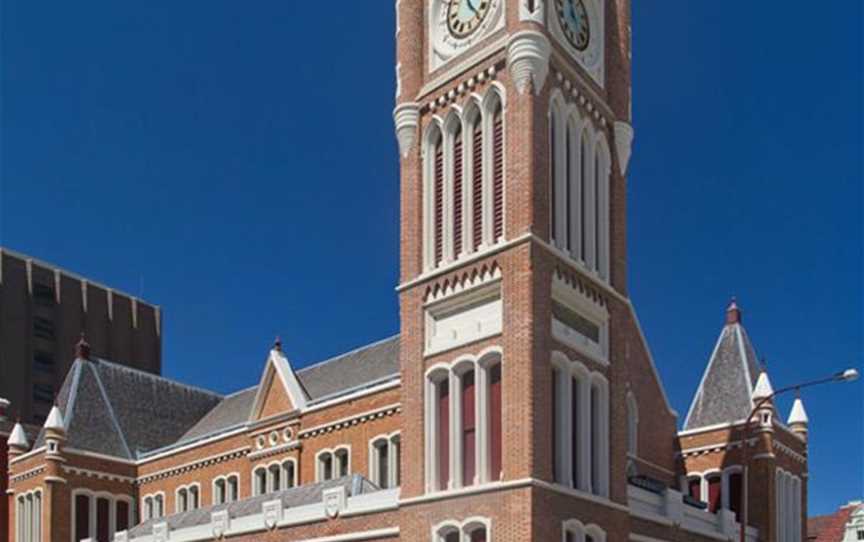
[96,497,110,542]
[155,495,163,518]
[688,477,701,501]
[378,441,390,488]
[453,127,464,257]
[707,474,722,513]
[228,476,239,501]
[550,114,557,244]
[580,135,588,262]
[392,435,401,487]
[462,370,477,486]
[190,486,199,509]
[284,462,296,489]
[590,385,599,493]
[214,479,226,505]
[255,468,267,495]
[336,449,349,477]
[572,377,581,489]
[489,363,502,481]
[269,464,282,492]
[594,151,600,272]
[472,121,484,250]
[551,368,559,482]
[728,470,743,521]
[434,139,444,265]
[565,125,572,251]
[75,494,91,541]
[492,104,504,241]
[144,497,153,522]
[438,379,451,491]
[116,501,130,532]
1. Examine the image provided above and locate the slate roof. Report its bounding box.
[683,321,763,431]
[44,335,400,460]
[36,358,223,459]
[296,335,400,400]
[126,475,378,537]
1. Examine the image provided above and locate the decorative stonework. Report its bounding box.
[299,404,401,440]
[212,510,230,539]
[137,447,249,484]
[424,262,502,304]
[614,121,634,176]
[263,499,282,529]
[519,0,545,24]
[63,466,135,484]
[393,102,420,158]
[552,70,611,127]
[323,486,347,518]
[507,30,551,95]
[427,65,500,113]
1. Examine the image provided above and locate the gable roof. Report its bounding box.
[683,308,763,431]
[37,358,222,459]
[45,335,401,460]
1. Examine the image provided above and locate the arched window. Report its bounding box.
[214,478,226,505]
[318,452,334,482]
[491,99,504,242]
[16,490,42,542]
[370,434,400,489]
[176,487,188,513]
[471,112,484,251]
[227,475,239,501]
[460,366,477,487]
[452,122,465,258]
[687,475,701,501]
[427,369,451,492]
[73,491,134,542]
[434,132,445,266]
[550,353,608,496]
[488,362,502,482]
[270,463,282,492]
[335,447,350,477]
[254,467,267,496]
[434,518,491,542]
[282,460,297,489]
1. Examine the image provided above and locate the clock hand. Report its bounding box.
[466,0,478,16]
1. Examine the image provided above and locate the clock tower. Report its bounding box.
[393,1,674,540]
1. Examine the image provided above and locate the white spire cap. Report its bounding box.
[8,422,29,449]
[787,397,809,425]
[44,405,65,432]
[752,371,774,401]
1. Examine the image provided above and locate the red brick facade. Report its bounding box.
[4,1,809,541]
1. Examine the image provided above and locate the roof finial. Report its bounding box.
[273,336,282,352]
[726,297,742,325]
[76,333,91,361]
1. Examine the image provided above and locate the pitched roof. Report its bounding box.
[296,335,400,401]
[37,358,222,459]
[808,502,862,541]
[47,335,400,460]
[126,475,378,538]
[683,316,763,431]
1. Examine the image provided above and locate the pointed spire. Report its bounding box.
[76,333,91,360]
[726,297,742,325]
[273,336,282,352]
[752,371,774,401]
[44,405,65,433]
[787,397,809,425]
[8,422,29,449]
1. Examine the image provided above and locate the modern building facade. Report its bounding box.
[0,248,162,424]
[5,1,812,541]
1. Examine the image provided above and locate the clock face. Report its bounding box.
[556,0,591,51]
[447,0,491,39]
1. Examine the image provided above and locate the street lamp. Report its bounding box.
[739,367,859,542]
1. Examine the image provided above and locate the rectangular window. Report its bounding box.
[33,351,55,374]
[688,477,701,501]
[728,471,743,521]
[33,383,53,405]
[571,377,581,489]
[462,371,476,486]
[33,316,55,341]
[553,302,600,343]
[33,282,55,306]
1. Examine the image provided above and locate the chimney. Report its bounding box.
[726,297,742,325]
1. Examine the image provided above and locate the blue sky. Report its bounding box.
[1,1,860,515]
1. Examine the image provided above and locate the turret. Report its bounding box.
[43,404,66,456]
[787,397,809,443]
[752,371,775,431]
[7,422,29,459]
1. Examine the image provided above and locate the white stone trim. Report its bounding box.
[432,516,492,542]
[211,472,241,505]
[368,431,401,489]
[550,351,609,497]
[423,347,503,493]
[507,30,551,95]
[315,445,352,482]
[562,519,607,542]
[14,487,42,542]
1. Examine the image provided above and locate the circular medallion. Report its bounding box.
[556,0,591,51]
[447,0,492,39]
